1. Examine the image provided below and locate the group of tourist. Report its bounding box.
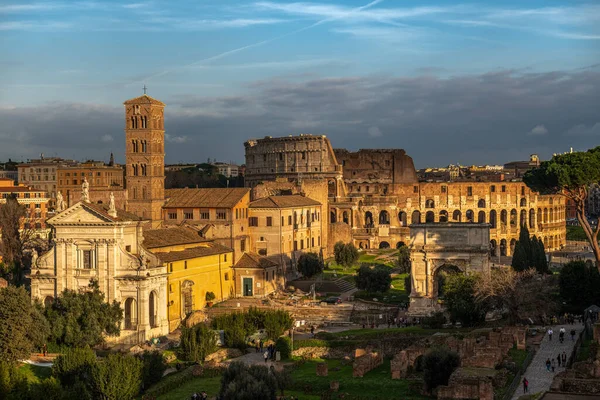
[545,352,568,372]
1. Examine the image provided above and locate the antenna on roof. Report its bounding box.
[143,84,147,95]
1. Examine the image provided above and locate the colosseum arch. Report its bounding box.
[529,209,535,228]
[452,210,461,222]
[409,224,490,316]
[426,211,435,223]
[520,198,527,207]
[342,211,349,224]
[365,211,374,227]
[478,199,486,208]
[543,208,548,223]
[510,209,517,227]
[489,210,497,228]
[478,211,486,223]
[425,199,435,208]
[466,210,474,223]
[500,239,507,256]
[500,210,508,226]
[439,210,448,222]
[398,211,407,226]
[411,210,421,224]
[379,210,390,225]
[379,241,391,249]
[520,209,527,226]
[490,239,497,257]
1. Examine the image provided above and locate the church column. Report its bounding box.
[138,279,150,343]
[97,240,108,297]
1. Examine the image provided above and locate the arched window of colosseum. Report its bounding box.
[489,210,497,228]
[537,208,542,224]
[549,208,554,222]
[330,211,336,224]
[425,199,435,208]
[379,210,390,225]
[439,210,448,222]
[398,212,407,226]
[543,208,548,223]
[452,210,461,222]
[549,198,553,205]
[500,210,507,225]
[477,199,486,208]
[510,209,517,227]
[529,209,535,228]
[365,211,374,227]
[478,211,486,223]
[411,211,421,224]
[466,210,474,223]
[396,241,406,249]
[379,241,390,249]
[520,210,526,226]
[500,239,507,256]
[490,240,497,257]
[510,239,517,255]
[426,211,434,223]
[520,198,527,207]
[342,211,349,224]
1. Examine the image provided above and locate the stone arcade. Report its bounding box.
[408,223,491,316]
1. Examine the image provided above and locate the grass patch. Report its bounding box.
[566,225,595,242]
[577,337,593,362]
[508,347,529,369]
[18,363,52,384]
[318,326,472,340]
[290,358,427,399]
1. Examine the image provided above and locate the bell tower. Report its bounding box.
[124,91,165,227]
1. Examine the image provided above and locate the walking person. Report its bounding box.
[546,358,551,372]
[264,350,269,364]
[562,351,567,367]
[259,339,263,353]
[548,328,553,341]
[559,327,566,343]
[551,359,556,373]
[523,377,529,393]
[570,328,576,341]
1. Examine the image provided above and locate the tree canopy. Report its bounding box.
[511,225,548,273]
[355,265,392,293]
[0,194,27,284]
[559,260,600,314]
[219,362,279,400]
[0,286,50,364]
[422,348,460,392]
[524,148,600,270]
[397,245,411,274]
[443,274,486,327]
[297,252,323,278]
[43,280,123,348]
[333,242,359,270]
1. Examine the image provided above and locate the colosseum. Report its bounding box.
[245,135,566,257]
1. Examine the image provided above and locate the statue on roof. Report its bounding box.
[81,178,90,203]
[56,191,65,212]
[108,192,117,218]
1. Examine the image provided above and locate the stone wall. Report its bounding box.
[352,347,383,378]
[437,368,495,400]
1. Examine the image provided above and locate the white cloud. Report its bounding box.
[529,124,548,135]
[165,134,188,143]
[368,126,383,137]
[101,134,113,142]
[565,122,600,136]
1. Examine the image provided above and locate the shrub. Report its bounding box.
[422,312,447,329]
[297,252,323,278]
[211,308,294,346]
[205,292,216,302]
[140,351,167,390]
[355,265,392,293]
[52,347,96,386]
[423,348,460,392]
[89,354,143,400]
[219,362,277,400]
[263,310,294,341]
[334,242,359,270]
[275,337,292,360]
[28,377,64,400]
[397,245,411,274]
[180,323,218,362]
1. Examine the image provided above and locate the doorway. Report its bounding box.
[243,277,253,296]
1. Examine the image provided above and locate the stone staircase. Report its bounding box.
[333,277,356,293]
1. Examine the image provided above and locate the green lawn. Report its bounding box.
[289,358,427,399]
[566,225,598,242]
[18,363,52,383]
[319,326,473,340]
[323,252,397,278]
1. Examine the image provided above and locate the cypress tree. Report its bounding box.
[511,240,527,271]
[511,225,533,271]
[535,237,549,274]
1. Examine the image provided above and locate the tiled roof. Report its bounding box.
[154,243,233,263]
[143,226,208,249]
[164,188,250,209]
[84,202,144,222]
[123,94,165,106]
[234,253,278,270]
[249,195,321,209]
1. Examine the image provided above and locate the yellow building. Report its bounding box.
[143,226,234,331]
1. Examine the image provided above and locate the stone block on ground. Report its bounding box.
[317,362,328,376]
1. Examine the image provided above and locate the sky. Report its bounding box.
[0,0,599,167]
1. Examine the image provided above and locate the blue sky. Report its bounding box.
[1,0,599,166]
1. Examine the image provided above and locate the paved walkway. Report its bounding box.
[511,323,583,400]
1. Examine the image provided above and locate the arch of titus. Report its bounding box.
[408,223,491,316]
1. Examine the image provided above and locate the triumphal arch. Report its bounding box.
[408,223,491,316]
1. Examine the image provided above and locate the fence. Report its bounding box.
[503,349,535,400]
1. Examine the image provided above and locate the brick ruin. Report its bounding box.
[353,347,384,378]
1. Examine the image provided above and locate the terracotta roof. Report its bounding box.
[249,195,321,209]
[164,188,250,209]
[123,94,165,106]
[155,243,232,263]
[84,202,144,222]
[143,226,208,249]
[234,253,278,270]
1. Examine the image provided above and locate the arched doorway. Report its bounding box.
[365,211,374,227]
[411,210,421,224]
[398,211,407,226]
[124,298,137,330]
[379,210,390,225]
[500,239,507,256]
[434,264,461,300]
[396,241,406,249]
[478,211,486,223]
[439,210,448,222]
[490,240,497,257]
[44,296,54,308]
[489,210,497,229]
[466,210,474,223]
[149,291,158,328]
[379,241,390,249]
[425,211,434,223]
[452,210,461,222]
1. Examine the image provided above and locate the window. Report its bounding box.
[216,209,227,220]
[258,249,267,256]
[467,186,473,196]
[281,216,284,226]
[413,186,419,193]
[81,250,93,269]
[168,212,177,220]
[300,240,304,250]
[236,209,239,219]
[240,239,246,252]
[184,210,194,219]
[294,241,298,251]
[126,245,131,252]
[311,237,315,247]
[501,185,506,193]
[441,186,447,193]
[224,254,227,262]
[200,209,210,219]
[169,264,173,272]
[366,186,370,192]
[521,186,526,196]
[491,185,496,193]
[266,216,273,227]
[249,217,258,227]
[288,215,292,225]
[279,153,283,160]
[302,152,306,160]
[224,273,229,281]
[169,284,173,293]
[73,179,78,185]
[318,236,321,246]
[184,261,187,269]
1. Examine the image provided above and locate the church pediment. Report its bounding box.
[48,202,115,225]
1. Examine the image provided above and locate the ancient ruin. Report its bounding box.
[353,347,384,378]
